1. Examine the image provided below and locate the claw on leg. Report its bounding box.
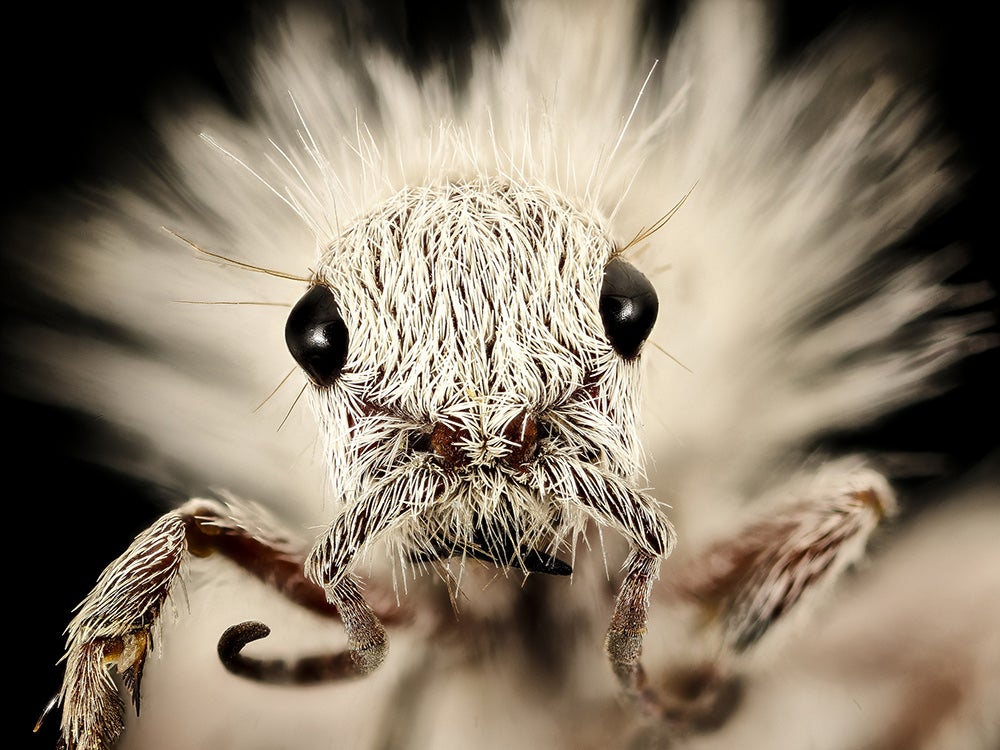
[54,629,156,750]
[51,510,188,750]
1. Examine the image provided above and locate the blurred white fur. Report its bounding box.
[11,0,998,748]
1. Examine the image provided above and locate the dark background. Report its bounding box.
[1,1,994,746]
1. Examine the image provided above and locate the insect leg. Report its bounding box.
[606,549,662,703]
[534,458,676,709]
[48,495,399,750]
[305,461,443,675]
[215,576,391,681]
[639,464,897,733]
[669,464,897,652]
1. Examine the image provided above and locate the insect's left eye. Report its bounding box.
[599,257,658,359]
[285,285,349,387]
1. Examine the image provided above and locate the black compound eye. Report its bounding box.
[599,257,658,359]
[285,285,348,387]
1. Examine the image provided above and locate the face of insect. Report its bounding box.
[285,179,661,575]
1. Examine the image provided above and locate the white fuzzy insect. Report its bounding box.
[9,1,998,749]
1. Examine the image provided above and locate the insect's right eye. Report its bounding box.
[285,285,349,387]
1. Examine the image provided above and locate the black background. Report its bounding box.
[1,1,994,747]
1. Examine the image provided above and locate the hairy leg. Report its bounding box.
[216,572,389,682]
[44,495,402,750]
[652,464,898,731]
[534,457,677,709]
[605,549,663,710]
[303,461,442,674]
